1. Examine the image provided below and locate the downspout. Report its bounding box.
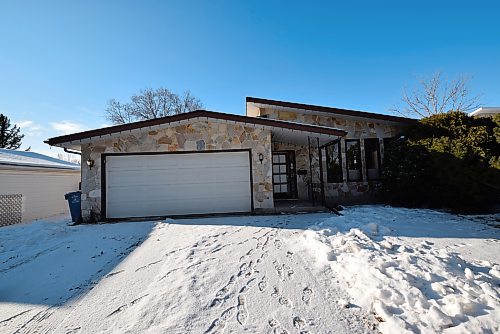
[64,148,82,155]
[63,147,83,191]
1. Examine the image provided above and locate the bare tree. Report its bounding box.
[391,72,481,118]
[57,152,81,164]
[105,88,203,125]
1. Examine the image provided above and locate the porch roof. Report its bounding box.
[45,110,346,150]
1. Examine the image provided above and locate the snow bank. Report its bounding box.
[298,206,500,334]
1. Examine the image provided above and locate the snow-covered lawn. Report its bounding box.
[0,206,498,333]
[293,207,500,334]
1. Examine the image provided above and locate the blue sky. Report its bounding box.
[1,0,499,157]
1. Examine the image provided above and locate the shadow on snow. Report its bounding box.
[0,219,155,306]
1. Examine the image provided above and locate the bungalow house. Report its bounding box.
[45,97,415,223]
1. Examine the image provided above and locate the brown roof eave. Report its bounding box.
[246,96,417,124]
[45,110,346,147]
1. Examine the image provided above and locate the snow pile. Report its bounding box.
[298,206,500,333]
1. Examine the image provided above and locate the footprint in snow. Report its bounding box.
[274,239,283,249]
[293,316,307,330]
[270,286,292,308]
[65,326,81,334]
[279,296,292,308]
[268,319,279,327]
[258,276,269,292]
[220,306,236,321]
[216,287,229,298]
[302,287,313,305]
[205,318,226,334]
[247,277,258,287]
[268,318,289,334]
[236,295,248,326]
[273,260,286,281]
[212,275,236,307]
[243,260,256,278]
[282,263,294,280]
[238,263,248,276]
[262,237,271,251]
[240,278,258,294]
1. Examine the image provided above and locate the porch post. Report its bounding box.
[307,136,314,205]
[317,137,326,206]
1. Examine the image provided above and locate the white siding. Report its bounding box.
[0,168,80,223]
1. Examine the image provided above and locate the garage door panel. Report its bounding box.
[105,151,252,218]
[106,166,249,187]
[107,181,251,201]
[107,193,250,207]
[107,198,249,217]
[107,153,249,170]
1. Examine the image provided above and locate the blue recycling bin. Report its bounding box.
[65,191,82,223]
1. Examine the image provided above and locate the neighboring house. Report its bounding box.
[45,97,415,222]
[470,107,500,118]
[0,149,80,226]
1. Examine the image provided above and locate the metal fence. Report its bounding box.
[0,194,22,227]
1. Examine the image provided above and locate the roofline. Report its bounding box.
[45,110,347,146]
[0,162,80,171]
[470,107,500,115]
[246,96,417,124]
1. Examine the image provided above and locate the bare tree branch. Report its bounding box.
[105,88,204,125]
[105,99,135,124]
[391,72,482,118]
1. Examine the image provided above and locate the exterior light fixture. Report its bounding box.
[258,153,264,164]
[86,159,95,169]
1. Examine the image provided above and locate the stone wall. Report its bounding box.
[80,120,274,222]
[260,108,405,139]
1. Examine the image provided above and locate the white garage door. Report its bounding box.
[105,151,252,218]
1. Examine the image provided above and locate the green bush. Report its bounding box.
[381,112,500,213]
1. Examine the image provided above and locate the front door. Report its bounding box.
[272,151,297,199]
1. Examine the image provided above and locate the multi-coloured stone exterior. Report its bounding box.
[80,120,274,222]
[260,108,408,204]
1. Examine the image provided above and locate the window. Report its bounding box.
[326,141,342,183]
[364,138,381,180]
[345,140,362,181]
